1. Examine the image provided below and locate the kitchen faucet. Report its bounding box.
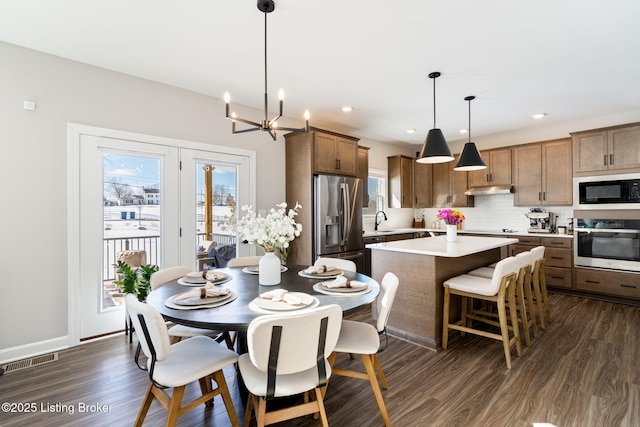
[374,210,387,231]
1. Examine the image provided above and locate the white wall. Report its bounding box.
[0,42,283,360]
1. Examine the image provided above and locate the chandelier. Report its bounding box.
[224,0,309,141]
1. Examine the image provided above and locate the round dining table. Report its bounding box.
[145,265,380,352]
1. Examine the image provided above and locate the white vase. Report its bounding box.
[446,224,457,242]
[259,251,281,286]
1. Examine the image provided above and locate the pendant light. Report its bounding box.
[454,96,487,171]
[417,72,454,164]
[224,0,309,141]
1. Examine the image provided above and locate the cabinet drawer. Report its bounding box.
[541,237,572,249]
[545,266,572,289]
[545,247,572,268]
[513,236,541,246]
[575,268,640,299]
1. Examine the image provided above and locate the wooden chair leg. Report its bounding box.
[165,385,186,427]
[361,354,391,427]
[442,286,451,349]
[373,354,388,390]
[516,282,531,346]
[497,297,513,369]
[198,377,214,407]
[523,277,539,338]
[134,383,156,427]
[256,397,267,427]
[313,387,330,427]
[213,370,240,427]
[243,394,255,427]
[507,286,522,357]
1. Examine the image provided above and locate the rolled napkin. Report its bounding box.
[205,270,227,282]
[303,264,338,274]
[174,282,230,301]
[259,289,302,305]
[323,275,367,289]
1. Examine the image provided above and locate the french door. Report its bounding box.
[68,125,255,343]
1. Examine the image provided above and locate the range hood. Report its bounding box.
[465,185,514,196]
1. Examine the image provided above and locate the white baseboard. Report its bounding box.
[0,336,69,365]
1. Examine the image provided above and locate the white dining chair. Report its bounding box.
[314,257,357,272]
[327,272,399,427]
[238,304,343,427]
[149,266,234,349]
[125,294,239,427]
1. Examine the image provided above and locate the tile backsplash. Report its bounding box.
[364,194,573,232]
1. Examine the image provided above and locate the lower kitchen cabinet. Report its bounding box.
[507,235,573,289]
[575,267,640,300]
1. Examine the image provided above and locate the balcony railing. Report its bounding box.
[103,232,236,281]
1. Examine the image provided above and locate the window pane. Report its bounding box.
[363,176,385,215]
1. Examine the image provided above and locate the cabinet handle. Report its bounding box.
[620,284,636,289]
[538,191,542,201]
[586,280,600,284]
[551,256,564,260]
[551,276,564,280]
[609,154,613,165]
[486,173,490,183]
[604,154,608,166]
[542,192,546,201]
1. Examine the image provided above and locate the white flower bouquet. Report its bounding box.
[226,202,302,253]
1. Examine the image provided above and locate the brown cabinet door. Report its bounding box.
[357,146,369,207]
[431,161,451,208]
[541,139,572,205]
[314,133,338,174]
[413,161,432,208]
[572,131,608,174]
[335,137,357,176]
[488,148,512,185]
[608,125,640,171]
[467,150,490,187]
[449,155,470,207]
[387,155,413,208]
[513,144,543,206]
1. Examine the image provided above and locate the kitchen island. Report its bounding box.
[367,235,518,351]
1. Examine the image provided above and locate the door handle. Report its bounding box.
[609,154,613,165]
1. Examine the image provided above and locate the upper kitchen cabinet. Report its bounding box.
[357,146,370,207]
[387,155,414,208]
[513,138,572,206]
[413,160,433,208]
[432,155,473,208]
[467,148,512,187]
[313,130,358,176]
[572,123,640,176]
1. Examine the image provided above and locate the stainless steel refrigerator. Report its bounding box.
[314,174,364,271]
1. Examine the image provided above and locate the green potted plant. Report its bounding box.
[114,261,158,302]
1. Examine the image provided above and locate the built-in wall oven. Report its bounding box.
[574,214,640,272]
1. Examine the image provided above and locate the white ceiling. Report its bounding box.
[2,0,640,150]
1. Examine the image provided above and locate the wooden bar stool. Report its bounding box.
[530,246,551,329]
[443,256,521,369]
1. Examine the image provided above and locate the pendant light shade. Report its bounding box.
[454,96,487,171]
[417,72,454,164]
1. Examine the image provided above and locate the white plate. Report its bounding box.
[313,282,371,296]
[177,274,231,287]
[249,296,320,314]
[171,291,232,306]
[297,270,344,279]
[252,292,316,311]
[242,265,288,275]
[180,273,207,284]
[164,292,237,310]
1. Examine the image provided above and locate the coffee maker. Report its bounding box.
[525,209,554,233]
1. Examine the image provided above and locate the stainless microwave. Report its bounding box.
[573,173,640,209]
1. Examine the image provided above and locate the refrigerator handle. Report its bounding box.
[340,182,351,246]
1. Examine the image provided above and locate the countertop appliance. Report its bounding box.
[574,173,640,209]
[314,174,363,271]
[575,217,640,272]
[525,209,555,233]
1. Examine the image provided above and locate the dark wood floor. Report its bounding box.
[1,292,639,427]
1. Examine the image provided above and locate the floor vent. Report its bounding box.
[1,352,58,374]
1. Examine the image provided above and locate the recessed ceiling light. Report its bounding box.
[459,128,468,134]
[406,129,416,134]
[342,106,353,112]
[532,113,547,119]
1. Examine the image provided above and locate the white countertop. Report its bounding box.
[366,235,519,257]
[363,228,573,239]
